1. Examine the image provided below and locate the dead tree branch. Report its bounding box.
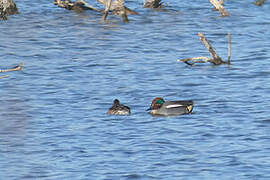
[0,0,18,20]
[98,0,138,22]
[116,0,129,23]
[254,0,267,6]
[198,32,225,65]
[103,0,112,20]
[178,33,231,66]
[228,33,231,64]
[0,62,24,73]
[54,0,101,12]
[210,0,229,16]
[54,0,137,22]
[143,0,163,8]
[177,57,213,66]
[97,0,138,15]
[213,0,224,11]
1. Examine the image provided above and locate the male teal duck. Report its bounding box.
[108,99,131,115]
[147,97,194,116]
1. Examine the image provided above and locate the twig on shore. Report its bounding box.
[254,0,267,6]
[178,33,231,66]
[210,0,229,16]
[0,62,24,73]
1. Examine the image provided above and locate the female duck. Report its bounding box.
[108,99,131,115]
[147,97,194,116]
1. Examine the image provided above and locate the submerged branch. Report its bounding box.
[103,0,112,20]
[0,62,24,73]
[143,0,163,8]
[228,33,231,64]
[178,57,213,66]
[99,0,132,22]
[54,0,101,12]
[0,0,19,20]
[254,0,267,6]
[178,33,232,66]
[209,0,229,16]
[178,57,213,62]
[198,32,225,65]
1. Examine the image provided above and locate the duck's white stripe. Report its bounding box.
[165,104,184,108]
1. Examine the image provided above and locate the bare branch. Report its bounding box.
[178,33,231,66]
[198,32,225,65]
[0,62,24,73]
[178,57,213,66]
[0,0,18,20]
[228,33,231,64]
[54,0,101,12]
[116,0,129,22]
[254,0,267,6]
[177,56,213,62]
[209,0,229,16]
[103,0,112,20]
[97,0,138,15]
[143,0,163,8]
[77,0,100,11]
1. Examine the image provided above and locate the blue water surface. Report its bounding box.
[1,0,270,179]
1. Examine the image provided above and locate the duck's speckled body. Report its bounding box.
[108,99,131,115]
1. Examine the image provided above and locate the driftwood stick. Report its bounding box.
[220,0,225,5]
[54,0,101,12]
[143,0,163,8]
[103,0,112,20]
[118,0,129,23]
[0,0,18,20]
[177,57,213,62]
[0,62,24,73]
[78,0,100,11]
[213,0,224,10]
[254,0,267,6]
[198,32,225,65]
[178,57,213,66]
[97,0,138,14]
[228,33,231,64]
[210,0,229,16]
[179,33,231,66]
